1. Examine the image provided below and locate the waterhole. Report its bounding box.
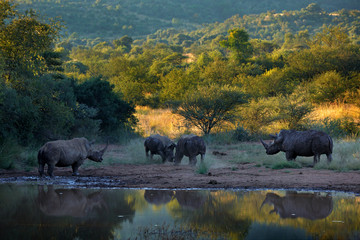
[0,184,359,239]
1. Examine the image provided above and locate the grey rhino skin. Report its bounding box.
[174,134,206,166]
[38,137,108,177]
[144,134,176,163]
[37,185,106,218]
[261,192,333,220]
[260,130,333,166]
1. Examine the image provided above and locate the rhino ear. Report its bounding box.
[167,143,176,149]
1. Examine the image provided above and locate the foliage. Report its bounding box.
[0,0,61,81]
[74,77,137,137]
[196,161,208,174]
[172,84,247,134]
[220,28,253,62]
[308,117,359,138]
[233,126,253,142]
[15,0,360,46]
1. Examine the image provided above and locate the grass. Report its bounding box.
[196,161,208,174]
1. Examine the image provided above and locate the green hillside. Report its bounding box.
[15,0,360,43]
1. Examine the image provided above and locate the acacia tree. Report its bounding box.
[172,84,247,135]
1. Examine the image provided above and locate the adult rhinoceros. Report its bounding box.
[38,137,108,177]
[174,134,206,166]
[144,134,176,163]
[260,129,333,166]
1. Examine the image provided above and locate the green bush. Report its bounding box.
[196,161,208,174]
[309,117,359,138]
[233,126,252,142]
[271,161,302,169]
[0,140,20,169]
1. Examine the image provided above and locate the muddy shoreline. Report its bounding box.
[1,163,360,194]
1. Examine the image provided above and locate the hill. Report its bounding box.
[15,0,360,43]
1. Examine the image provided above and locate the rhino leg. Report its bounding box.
[285,151,296,161]
[174,154,184,166]
[72,163,81,176]
[326,153,332,163]
[200,153,205,163]
[159,152,167,163]
[313,154,322,166]
[47,164,55,178]
[38,163,45,177]
[145,147,150,158]
[189,156,197,166]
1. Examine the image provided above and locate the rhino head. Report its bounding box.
[260,133,283,155]
[87,142,109,162]
[164,142,176,162]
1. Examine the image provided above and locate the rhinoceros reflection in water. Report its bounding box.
[144,190,205,209]
[261,192,333,220]
[37,186,107,218]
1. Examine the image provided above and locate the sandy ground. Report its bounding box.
[1,147,360,194]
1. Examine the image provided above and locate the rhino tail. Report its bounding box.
[38,148,44,164]
[328,136,333,153]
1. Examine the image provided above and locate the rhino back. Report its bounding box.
[178,135,206,157]
[145,135,165,152]
[282,130,331,156]
[39,138,89,166]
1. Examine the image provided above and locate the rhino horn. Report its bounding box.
[260,139,268,149]
[100,142,109,155]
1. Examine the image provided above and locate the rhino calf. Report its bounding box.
[260,129,333,166]
[38,137,108,178]
[174,134,206,166]
[144,134,176,163]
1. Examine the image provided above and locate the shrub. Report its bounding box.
[233,126,252,142]
[309,117,359,138]
[196,161,208,174]
[271,161,302,169]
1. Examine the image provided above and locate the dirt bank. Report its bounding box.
[1,162,360,194]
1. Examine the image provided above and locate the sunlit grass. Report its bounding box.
[308,103,360,123]
[135,106,201,139]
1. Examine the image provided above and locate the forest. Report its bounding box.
[0,0,360,169]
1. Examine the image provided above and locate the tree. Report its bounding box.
[74,77,137,135]
[172,84,247,134]
[220,28,253,63]
[0,1,61,81]
[113,35,133,53]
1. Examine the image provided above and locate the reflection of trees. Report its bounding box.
[168,190,252,239]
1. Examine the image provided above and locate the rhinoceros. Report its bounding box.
[144,134,176,163]
[38,137,108,177]
[261,192,333,220]
[260,129,333,165]
[174,134,206,166]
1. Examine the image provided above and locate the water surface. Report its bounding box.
[0,184,359,239]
